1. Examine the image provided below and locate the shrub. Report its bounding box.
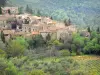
[6,40,26,57]
[0,58,20,75]
[71,70,86,75]
[0,58,8,74]
[0,49,6,57]
[71,52,77,56]
[59,50,70,56]
[5,61,19,75]
[27,69,46,75]
[45,49,60,57]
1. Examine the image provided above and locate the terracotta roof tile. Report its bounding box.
[32,31,40,35]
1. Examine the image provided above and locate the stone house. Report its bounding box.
[0,15,13,29]
[1,7,19,15]
[3,30,15,41]
[22,24,43,33]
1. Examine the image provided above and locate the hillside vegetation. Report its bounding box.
[9,0,100,27]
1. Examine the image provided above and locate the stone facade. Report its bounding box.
[22,24,43,33]
[1,7,19,15]
[0,12,77,40]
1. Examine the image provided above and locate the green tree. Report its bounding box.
[25,5,33,14]
[68,18,71,26]
[0,58,20,75]
[28,35,45,49]
[0,58,8,75]
[72,33,85,55]
[0,49,6,57]
[97,27,100,33]
[83,37,100,54]
[90,31,97,40]
[87,27,91,33]
[46,34,51,42]
[6,38,27,57]
[64,19,68,26]
[15,37,29,48]
[0,7,2,14]
[1,30,5,43]
[36,10,41,17]
[18,7,23,14]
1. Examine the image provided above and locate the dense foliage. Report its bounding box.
[1,0,100,75]
[0,27,100,75]
[10,0,100,27]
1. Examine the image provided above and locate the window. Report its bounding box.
[29,28,31,32]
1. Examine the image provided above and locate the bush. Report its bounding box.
[6,40,26,57]
[59,50,70,56]
[0,58,8,74]
[0,49,6,57]
[71,52,77,56]
[71,70,86,75]
[27,69,46,75]
[45,49,60,57]
[0,58,20,75]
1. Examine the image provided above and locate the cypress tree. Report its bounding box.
[1,30,5,43]
[87,27,91,33]
[25,5,33,14]
[46,34,51,41]
[64,19,68,26]
[68,18,71,26]
[97,27,100,33]
[0,7,2,14]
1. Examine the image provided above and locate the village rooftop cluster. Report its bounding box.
[0,7,77,41]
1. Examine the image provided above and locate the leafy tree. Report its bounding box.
[59,50,70,56]
[50,40,63,46]
[6,38,27,57]
[1,30,5,43]
[0,58,8,75]
[28,35,45,49]
[15,37,29,48]
[51,9,68,21]
[90,31,97,40]
[18,7,23,14]
[72,33,85,55]
[5,61,18,75]
[83,36,100,55]
[0,49,6,57]
[0,58,21,75]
